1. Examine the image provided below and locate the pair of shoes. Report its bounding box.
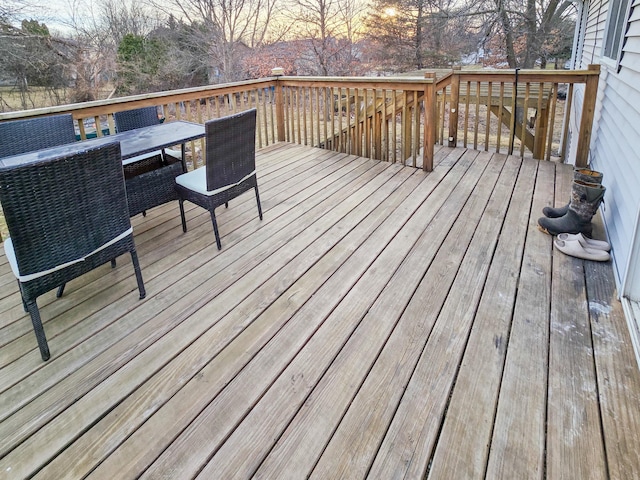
[557,232,610,251]
[538,180,606,237]
[542,168,603,218]
[554,238,610,262]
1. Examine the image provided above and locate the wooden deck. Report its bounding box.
[1,143,640,479]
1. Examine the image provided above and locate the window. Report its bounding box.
[603,0,632,61]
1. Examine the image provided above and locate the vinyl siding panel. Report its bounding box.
[573,0,640,288]
[591,76,640,287]
[581,0,609,66]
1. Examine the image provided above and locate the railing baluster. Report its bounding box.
[382,89,388,161]
[401,90,408,164]
[509,80,517,155]
[449,69,460,147]
[546,83,559,161]
[352,87,358,156]
[485,82,492,151]
[197,99,204,168]
[424,73,436,171]
[496,83,504,153]
[521,82,530,157]
[363,88,370,158]
[474,81,480,150]
[77,118,86,140]
[532,82,544,158]
[94,116,103,137]
[438,86,446,145]
[315,88,320,148]
[464,81,470,148]
[330,87,336,151]
[392,89,397,163]
[107,113,116,135]
[287,87,293,142]
[413,90,419,167]
[373,88,380,160]
[303,87,308,146]
[346,88,352,155]
[337,87,343,152]
[296,87,302,144]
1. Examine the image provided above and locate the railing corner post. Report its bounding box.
[448,66,461,148]
[423,72,437,172]
[273,68,286,142]
[575,64,601,167]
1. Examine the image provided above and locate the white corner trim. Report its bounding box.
[622,296,640,371]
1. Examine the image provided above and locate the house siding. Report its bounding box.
[572,0,640,291]
[582,0,608,64]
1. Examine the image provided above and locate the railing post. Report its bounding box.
[272,68,286,142]
[448,66,461,147]
[575,64,600,167]
[423,72,436,172]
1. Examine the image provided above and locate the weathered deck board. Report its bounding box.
[425,155,538,478]
[547,162,607,479]
[484,159,555,478]
[1,143,639,479]
[586,261,640,478]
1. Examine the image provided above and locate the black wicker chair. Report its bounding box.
[0,142,146,361]
[114,106,162,132]
[114,106,182,163]
[0,114,77,158]
[175,109,262,250]
[114,107,185,217]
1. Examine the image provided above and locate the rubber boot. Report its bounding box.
[542,168,603,218]
[538,180,606,237]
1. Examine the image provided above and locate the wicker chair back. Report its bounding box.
[114,107,161,132]
[0,114,76,158]
[0,142,130,277]
[205,109,257,192]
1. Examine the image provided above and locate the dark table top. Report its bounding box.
[0,121,206,168]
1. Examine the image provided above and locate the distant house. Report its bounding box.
[569,0,640,354]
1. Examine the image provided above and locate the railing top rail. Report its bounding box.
[450,68,599,76]
[277,76,435,90]
[440,65,600,83]
[0,78,276,122]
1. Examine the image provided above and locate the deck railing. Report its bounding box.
[0,66,600,174]
[274,76,437,169]
[434,64,600,164]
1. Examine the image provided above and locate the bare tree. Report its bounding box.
[364,0,476,72]
[145,0,280,82]
[62,0,165,100]
[0,0,32,23]
[469,0,576,68]
[64,1,121,100]
[286,0,368,76]
[0,6,74,111]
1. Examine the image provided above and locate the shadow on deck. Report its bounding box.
[1,143,639,478]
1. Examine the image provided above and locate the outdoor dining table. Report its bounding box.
[0,120,205,168]
[0,120,206,217]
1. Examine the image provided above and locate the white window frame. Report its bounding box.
[602,0,633,67]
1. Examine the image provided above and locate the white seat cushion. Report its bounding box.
[175,167,209,195]
[164,148,182,160]
[4,228,133,282]
[175,167,256,197]
[4,238,20,281]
